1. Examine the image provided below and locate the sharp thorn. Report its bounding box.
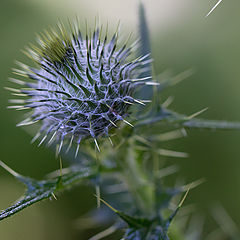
[48,131,57,145]
[108,137,113,146]
[0,160,20,178]
[94,138,100,152]
[38,135,47,147]
[31,132,41,143]
[75,144,80,158]
[123,119,134,128]
[66,134,74,153]
[134,99,145,106]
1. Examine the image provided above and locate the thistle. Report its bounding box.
[7,21,152,154]
[3,3,240,240]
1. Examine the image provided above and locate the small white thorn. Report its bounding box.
[133,99,145,106]
[108,137,113,146]
[94,138,100,152]
[7,105,25,109]
[170,69,194,86]
[17,119,38,127]
[158,149,188,158]
[155,129,184,142]
[58,139,63,154]
[0,160,20,178]
[178,187,190,208]
[38,135,47,147]
[134,135,151,146]
[11,93,28,97]
[48,131,57,145]
[138,53,151,61]
[15,60,29,70]
[182,179,206,191]
[206,0,223,17]
[123,100,133,105]
[157,165,179,178]
[51,193,58,200]
[9,99,25,104]
[4,87,21,93]
[9,78,26,85]
[123,119,134,128]
[12,69,28,77]
[187,107,208,120]
[31,132,41,143]
[181,128,188,137]
[132,76,152,82]
[66,135,74,153]
[162,96,174,108]
[140,99,152,103]
[16,107,30,111]
[105,103,111,109]
[75,144,80,158]
[145,82,160,86]
[109,119,117,127]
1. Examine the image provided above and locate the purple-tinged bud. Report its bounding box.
[7,21,152,154]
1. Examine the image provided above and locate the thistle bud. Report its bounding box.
[7,21,152,154]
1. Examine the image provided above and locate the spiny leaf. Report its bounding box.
[136,108,240,131]
[123,189,190,240]
[0,161,97,221]
[98,197,152,229]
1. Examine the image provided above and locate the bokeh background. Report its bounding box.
[1,0,240,239]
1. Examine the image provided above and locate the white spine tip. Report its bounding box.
[94,138,100,152]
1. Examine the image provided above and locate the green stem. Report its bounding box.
[120,139,155,216]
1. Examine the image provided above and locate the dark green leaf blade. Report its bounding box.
[136,1,153,100]
[138,2,151,65]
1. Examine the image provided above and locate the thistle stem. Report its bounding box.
[119,140,155,216]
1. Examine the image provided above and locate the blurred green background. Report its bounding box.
[1,0,240,239]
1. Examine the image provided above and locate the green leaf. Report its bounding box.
[0,161,97,221]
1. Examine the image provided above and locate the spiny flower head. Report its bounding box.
[7,21,153,155]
